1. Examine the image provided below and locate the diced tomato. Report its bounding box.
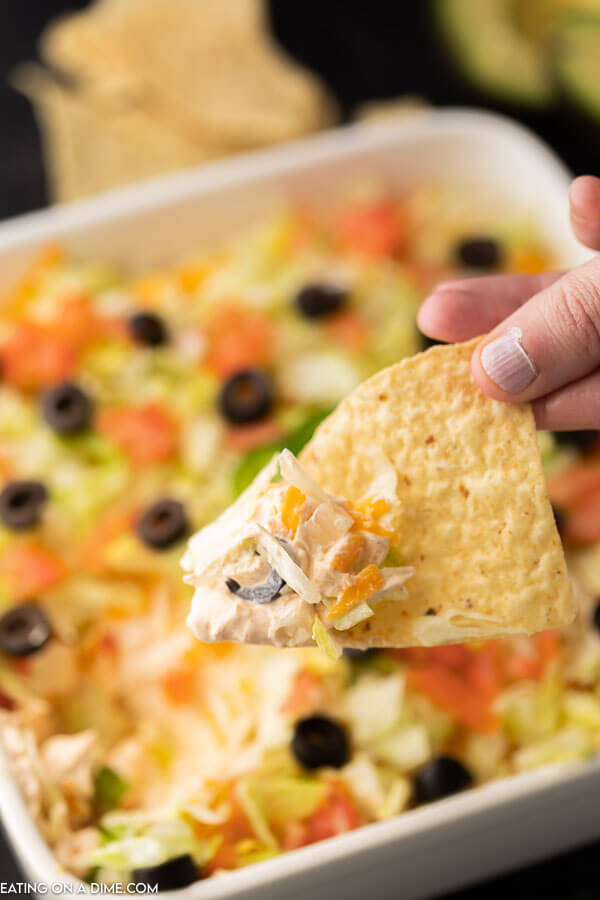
[98,403,178,465]
[51,296,126,348]
[324,311,371,352]
[0,692,16,711]
[78,509,135,572]
[223,420,284,453]
[338,202,408,258]
[204,793,252,874]
[565,489,600,543]
[391,644,472,670]
[1,544,67,596]
[504,631,560,681]
[162,666,197,705]
[547,464,600,508]
[281,668,327,717]
[203,304,274,378]
[303,784,361,844]
[1,323,76,390]
[407,664,499,734]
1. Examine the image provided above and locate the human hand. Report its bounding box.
[418,175,600,430]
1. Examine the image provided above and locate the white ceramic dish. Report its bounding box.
[0,109,595,900]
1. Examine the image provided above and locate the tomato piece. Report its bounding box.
[565,488,600,542]
[162,666,196,705]
[223,420,284,453]
[204,793,252,874]
[1,544,67,596]
[1,324,76,390]
[392,644,472,670]
[324,311,371,352]
[78,509,135,572]
[99,403,178,465]
[338,203,407,257]
[203,304,274,378]
[303,784,361,844]
[280,668,327,717]
[407,664,498,734]
[547,464,600,508]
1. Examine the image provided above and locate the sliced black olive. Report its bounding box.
[226,566,285,604]
[553,430,599,453]
[414,756,473,805]
[219,370,273,424]
[128,311,169,347]
[40,382,93,434]
[295,283,347,318]
[291,715,350,770]
[136,499,189,550]
[0,603,52,656]
[455,237,503,269]
[131,855,198,891]
[552,505,565,537]
[0,481,47,530]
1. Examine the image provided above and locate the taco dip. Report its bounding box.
[0,173,597,893]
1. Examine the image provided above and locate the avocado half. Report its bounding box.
[434,0,600,109]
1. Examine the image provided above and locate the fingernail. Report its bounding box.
[480,327,538,393]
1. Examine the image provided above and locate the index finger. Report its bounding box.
[417,271,563,343]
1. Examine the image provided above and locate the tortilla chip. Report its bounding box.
[14,64,216,202]
[40,0,337,147]
[300,338,574,647]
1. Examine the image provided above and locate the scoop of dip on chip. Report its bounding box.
[183,339,575,653]
[182,448,413,658]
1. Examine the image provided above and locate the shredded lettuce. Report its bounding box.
[89,817,217,872]
[343,673,405,744]
[312,616,342,661]
[372,724,430,770]
[512,727,594,772]
[93,767,129,812]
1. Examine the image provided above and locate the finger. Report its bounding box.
[417,271,563,342]
[570,176,600,251]
[532,368,600,430]
[472,253,600,403]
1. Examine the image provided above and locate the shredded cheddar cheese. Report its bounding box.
[327,564,384,620]
[281,485,306,537]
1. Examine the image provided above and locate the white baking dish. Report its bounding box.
[0,109,594,900]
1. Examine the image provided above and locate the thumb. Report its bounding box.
[472,253,600,403]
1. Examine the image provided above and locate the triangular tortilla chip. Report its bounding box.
[183,340,574,650]
[299,338,574,647]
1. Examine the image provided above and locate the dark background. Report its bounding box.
[0,2,598,897]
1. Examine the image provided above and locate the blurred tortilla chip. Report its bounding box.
[40,0,337,147]
[14,64,217,201]
[300,339,574,647]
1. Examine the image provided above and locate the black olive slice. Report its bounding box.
[136,499,189,550]
[130,855,198,891]
[129,311,169,347]
[219,369,273,425]
[226,567,285,604]
[553,430,599,453]
[0,603,52,656]
[414,756,473,804]
[295,283,347,318]
[40,382,94,434]
[455,237,503,269]
[0,481,48,530]
[291,715,350,770]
